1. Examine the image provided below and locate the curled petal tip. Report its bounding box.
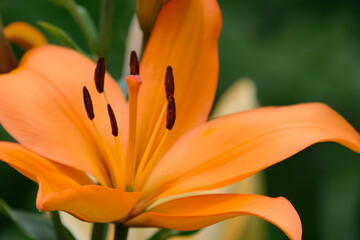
[4,21,47,49]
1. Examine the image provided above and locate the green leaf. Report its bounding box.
[47,0,135,78]
[74,4,98,54]
[105,0,135,78]
[0,198,75,240]
[47,0,66,7]
[0,198,55,240]
[38,21,84,53]
[148,229,200,240]
[47,0,98,55]
[91,223,109,240]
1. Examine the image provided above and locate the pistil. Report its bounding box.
[125,51,142,188]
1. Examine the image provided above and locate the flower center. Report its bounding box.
[82,52,176,191]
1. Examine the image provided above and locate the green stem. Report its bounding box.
[50,211,68,240]
[114,223,128,240]
[0,16,17,73]
[91,223,109,240]
[149,229,199,240]
[98,0,114,59]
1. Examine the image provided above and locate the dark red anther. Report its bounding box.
[165,66,174,99]
[83,86,95,120]
[166,95,176,130]
[107,104,118,137]
[95,57,106,93]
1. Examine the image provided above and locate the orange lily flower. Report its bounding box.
[0,0,360,239]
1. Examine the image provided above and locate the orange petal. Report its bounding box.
[127,194,302,240]
[0,142,133,222]
[37,171,141,223]
[0,142,92,185]
[0,68,107,182]
[4,22,47,49]
[142,103,360,198]
[0,45,127,183]
[21,45,128,151]
[136,0,221,158]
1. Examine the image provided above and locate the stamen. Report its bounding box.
[82,86,94,120]
[135,67,176,186]
[135,104,167,179]
[82,86,115,187]
[113,135,126,190]
[94,57,106,93]
[166,95,176,130]
[88,104,122,188]
[165,66,174,99]
[130,51,139,75]
[83,62,127,189]
[134,130,170,191]
[107,104,118,137]
[90,120,117,188]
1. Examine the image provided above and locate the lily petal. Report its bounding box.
[21,45,129,150]
[0,141,92,185]
[127,194,302,240]
[0,68,106,182]
[0,46,127,182]
[143,103,360,198]
[136,0,221,158]
[37,171,142,223]
[0,141,141,223]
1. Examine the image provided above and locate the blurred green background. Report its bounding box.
[0,0,359,239]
